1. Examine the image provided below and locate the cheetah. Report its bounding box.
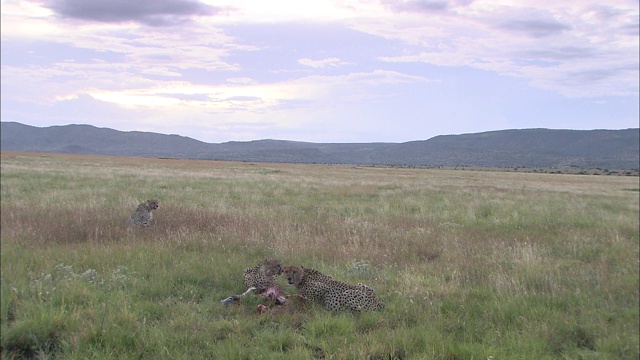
[127,199,159,227]
[243,258,284,293]
[283,265,384,312]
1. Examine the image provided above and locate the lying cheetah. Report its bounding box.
[283,265,384,312]
[243,258,284,292]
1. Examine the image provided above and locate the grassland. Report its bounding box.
[1,151,638,359]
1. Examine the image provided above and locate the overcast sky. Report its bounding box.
[1,0,638,143]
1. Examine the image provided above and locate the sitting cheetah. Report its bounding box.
[283,265,384,312]
[243,258,284,292]
[127,199,159,227]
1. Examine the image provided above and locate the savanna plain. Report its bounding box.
[1,151,638,359]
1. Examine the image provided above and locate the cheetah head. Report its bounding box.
[283,265,304,287]
[258,258,284,277]
[146,199,159,210]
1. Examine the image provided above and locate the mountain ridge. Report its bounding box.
[1,122,638,169]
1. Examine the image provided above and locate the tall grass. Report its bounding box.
[1,151,638,359]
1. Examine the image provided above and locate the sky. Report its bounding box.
[1,0,638,143]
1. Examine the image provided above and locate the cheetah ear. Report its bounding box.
[292,267,303,285]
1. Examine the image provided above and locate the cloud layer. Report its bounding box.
[1,0,638,142]
[44,0,219,26]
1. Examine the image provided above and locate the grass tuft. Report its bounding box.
[1,312,67,359]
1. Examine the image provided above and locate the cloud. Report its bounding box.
[29,69,428,118]
[368,1,639,97]
[497,18,570,38]
[338,69,430,85]
[157,93,211,101]
[298,57,350,68]
[223,96,261,102]
[515,47,594,61]
[226,77,257,85]
[43,0,220,26]
[383,0,450,13]
[0,93,143,128]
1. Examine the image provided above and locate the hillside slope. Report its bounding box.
[1,122,638,169]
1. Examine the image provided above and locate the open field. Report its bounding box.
[1,151,638,359]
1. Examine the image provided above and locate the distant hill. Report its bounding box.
[1,122,638,169]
